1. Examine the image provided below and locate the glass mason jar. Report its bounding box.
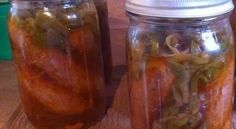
[231,0,236,35]
[231,0,236,108]
[8,0,105,128]
[94,0,112,85]
[126,0,235,129]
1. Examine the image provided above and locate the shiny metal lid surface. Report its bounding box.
[126,0,234,18]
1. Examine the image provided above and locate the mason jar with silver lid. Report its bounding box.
[126,0,235,129]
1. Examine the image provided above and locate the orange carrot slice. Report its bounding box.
[202,55,234,129]
[18,65,92,115]
[130,57,175,129]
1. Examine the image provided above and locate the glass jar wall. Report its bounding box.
[94,0,112,85]
[127,14,235,129]
[231,0,236,38]
[8,0,106,128]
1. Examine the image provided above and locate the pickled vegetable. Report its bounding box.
[127,27,234,129]
[8,1,105,129]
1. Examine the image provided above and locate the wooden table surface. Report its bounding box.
[0,61,19,128]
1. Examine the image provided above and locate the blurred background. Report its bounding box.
[0,0,12,60]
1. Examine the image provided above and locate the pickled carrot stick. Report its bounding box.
[29,47,90,94]
[146,57,175,109]
[202,55,234,129]
[8,18,28,63]
[222,119,232,129]
[18,65,92,115]
[68,27,105,109]
[130,57,175,129]
[68,27,96,54]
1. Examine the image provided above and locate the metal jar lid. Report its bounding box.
[126,0,234,18]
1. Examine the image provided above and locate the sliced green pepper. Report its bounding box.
[35,10,69,36]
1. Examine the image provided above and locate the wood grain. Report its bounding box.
[3,109,236,129]
[0,61,19,127]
